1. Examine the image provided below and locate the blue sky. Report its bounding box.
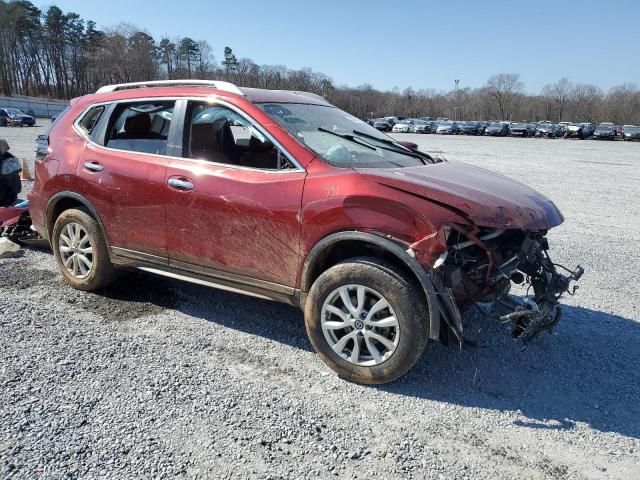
[35,0,640,93]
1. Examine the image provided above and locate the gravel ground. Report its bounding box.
[1,126,639,479]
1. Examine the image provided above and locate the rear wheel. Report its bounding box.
[52,208,115,291]
[305,257,428,384]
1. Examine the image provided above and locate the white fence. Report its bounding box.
[0,95,69,118]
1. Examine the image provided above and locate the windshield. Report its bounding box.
[488,122,502,127]
[625,126,640,133]
[257,103,427,168]
[597,125,613,131]
[6,108,24,115]
[440,121,453,126]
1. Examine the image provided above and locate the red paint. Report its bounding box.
[29,84,564,290]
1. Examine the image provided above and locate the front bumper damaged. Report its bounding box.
[422,227,583,347]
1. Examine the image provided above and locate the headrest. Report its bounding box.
[0,139,9,155]
[124,113,152,135]
[191,123,216,145]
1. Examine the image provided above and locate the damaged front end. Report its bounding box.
[427,225,583,346]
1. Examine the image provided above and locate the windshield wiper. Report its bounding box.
[317,127,376,150]
[317,127,408,168]
[352,130,430,165]
[352,129,407,148]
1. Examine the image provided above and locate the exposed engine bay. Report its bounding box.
[432,225,583,346]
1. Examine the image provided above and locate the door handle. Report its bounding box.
[168,178,195,191]
[83,161,103,172]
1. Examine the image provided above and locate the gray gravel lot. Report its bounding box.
[1,126,639,479]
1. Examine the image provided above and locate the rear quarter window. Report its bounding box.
[77,106,105,135]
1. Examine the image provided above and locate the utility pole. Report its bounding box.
[454,79,460,120]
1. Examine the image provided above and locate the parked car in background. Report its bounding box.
[484,122,509,136]
[373,119,392,131]
[459,121,482,135]
[622,125,640,141]
[536,123,563,138]
[28,79,582,385]
[426,121,439,133]
[383,116,399,127]
[412,120,430,133]
[593,123,616,140]
[557,124,569,137]
[436,121,459,134]
[0,107,36,126]
[509,123,536,137]
[392,119,413,133]
[565,123,594,139]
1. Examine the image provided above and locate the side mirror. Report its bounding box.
[396,140,418,150]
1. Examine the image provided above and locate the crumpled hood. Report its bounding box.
[356,161,564,229]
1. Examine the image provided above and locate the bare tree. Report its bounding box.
[569,83,603,123]
[483,73,524,120]
[542,78,572,122]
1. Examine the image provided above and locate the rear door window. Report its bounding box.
[105,101,175,155]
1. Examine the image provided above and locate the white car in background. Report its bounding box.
[392,120,413,133]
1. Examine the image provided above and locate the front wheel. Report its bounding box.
[304,257,428,384]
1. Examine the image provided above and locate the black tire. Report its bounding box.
[304,257,428,384]
[52,208,116,291]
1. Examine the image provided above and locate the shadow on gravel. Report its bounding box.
[379,304,640,440]
[170,281,312,352]
[107,271,313,352]
[46,262,640,439]
[81,272,183,321]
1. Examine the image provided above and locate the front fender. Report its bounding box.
[301,230,461,342]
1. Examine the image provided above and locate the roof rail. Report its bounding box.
[272,90,326,102]
[96,80,245,96]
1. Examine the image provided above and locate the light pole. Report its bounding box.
[454,79,460,120]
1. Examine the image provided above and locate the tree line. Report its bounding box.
[1,0,639,124]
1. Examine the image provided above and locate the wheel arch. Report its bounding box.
[300,231,442,340]
[46,192,109,245]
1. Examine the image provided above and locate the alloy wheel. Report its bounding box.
[58,222,94,279]
[320,284,400,366]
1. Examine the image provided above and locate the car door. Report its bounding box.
[164,100,306,287]
[74,100,176,260]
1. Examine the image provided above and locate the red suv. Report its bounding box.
[28,80,582,384]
